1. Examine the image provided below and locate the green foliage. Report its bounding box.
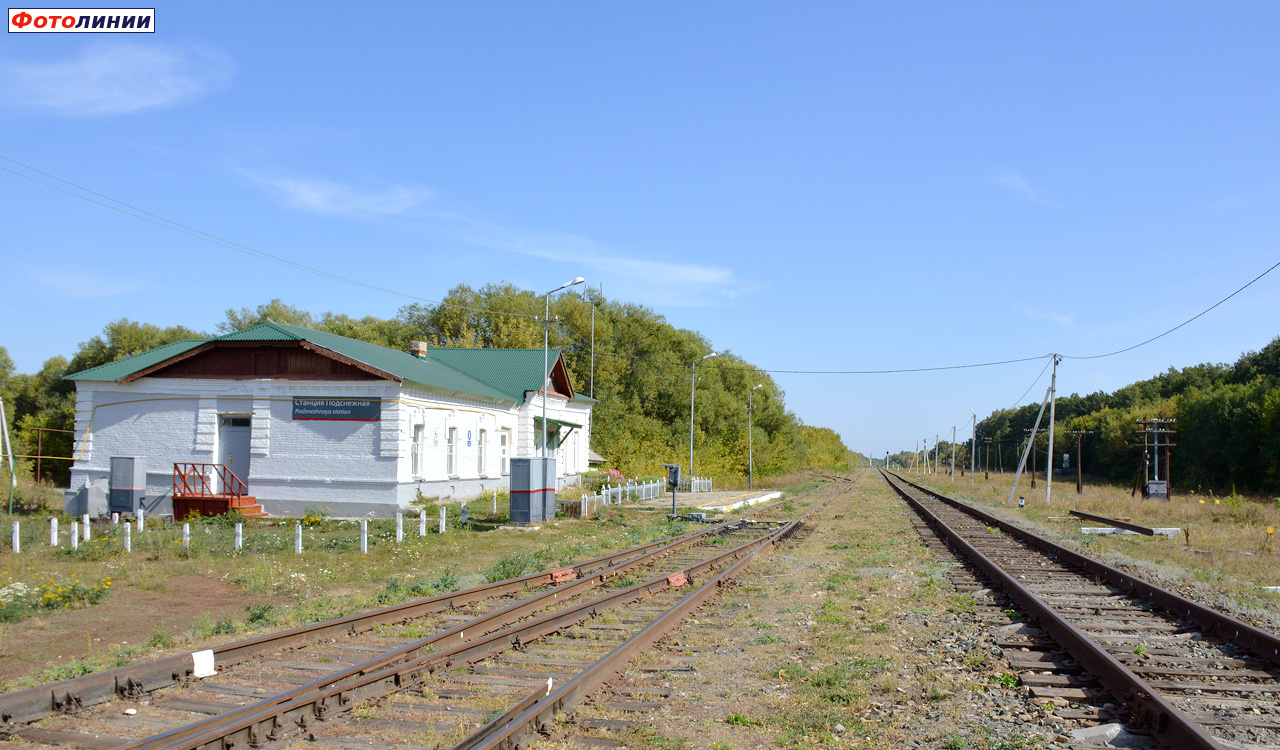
[483,549,554,582]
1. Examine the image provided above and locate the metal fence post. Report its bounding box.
[124,521,131,553]
[234,522,243,552]
[396,512,403,543]
[360,519,368,554]
[294,523,302,554]
[50,517,57,547]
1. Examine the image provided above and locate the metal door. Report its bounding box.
[217,415,252,492]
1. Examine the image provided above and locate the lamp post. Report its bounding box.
[689,352,718,479]
[542,277,585,459]
[748,384,764,489]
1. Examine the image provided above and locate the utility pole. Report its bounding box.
[935,434,940,475]
[1007,387,1053,506]
[1024,429,1037,490]
[984,437,991,479]
[589,302,595,399]
[950,426,956,481]
[969,410,976,487]
[1065,429,1094,494]
[1046,354,1061,504]
[998,443,1004,474]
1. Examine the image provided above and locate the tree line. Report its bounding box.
[974,337,1280,494]
[1,284,852,487]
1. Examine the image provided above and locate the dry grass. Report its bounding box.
[910,469,1280,594]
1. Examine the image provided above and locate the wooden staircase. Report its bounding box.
[172,463,268,520]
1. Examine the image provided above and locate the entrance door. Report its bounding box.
[218,415,252,492]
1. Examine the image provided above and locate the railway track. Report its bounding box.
[1,486,837,750]
[881,470,1280,750]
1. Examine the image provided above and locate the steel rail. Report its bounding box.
[150,492,836,750]
[0,492,805,727]
[881,471,1226,750]
[463,486,837,750]
[115,518,781,750]
[1069,509,1156,535]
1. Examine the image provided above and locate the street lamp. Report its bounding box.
[542,277,585,459]
[748,384,764,489]
[689,352,718,479]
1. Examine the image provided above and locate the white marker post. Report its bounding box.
[138,508,145,532]
[50,517,58,547]
[71,521,78,551]
[234,522,243,552]
[294,524,302,554]
[439,506,446,535]
[182,522,190,550]
[124,521,131,553]
[360,519,368,554]
[396,512,403,543]
[419,508,426,537]
[112,512,119,525]
[82,514,91,541]
[492,490,497,515]
[11,521,19,553]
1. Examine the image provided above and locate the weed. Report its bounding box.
[148,628,172,649]
[746,633,787,645]
[990,736,1028,750]
[950,593,977,613]
[943,734,968,750]
[1133,644,1147,656]
[725,714,759,726]
[992,673,1019,689]
[212,618,239,635]
[963,650,986,668]
[245,604,277,627]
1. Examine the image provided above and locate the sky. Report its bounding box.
[3,3,1280,459]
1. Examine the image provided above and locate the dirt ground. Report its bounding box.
[0,575,276,684]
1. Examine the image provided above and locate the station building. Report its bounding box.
[64,322,595,517]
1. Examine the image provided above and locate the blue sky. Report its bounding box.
[3,3,1280,457]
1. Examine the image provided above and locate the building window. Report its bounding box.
[477,429,487,476]
[412,425,424,477]
[446,427,457,476]
[500,430,510,475]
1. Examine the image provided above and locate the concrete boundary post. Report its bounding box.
[71,521,78,551]
[124,521,131,553]
[360,519,368,554]
[11,521,18,553]
[82,514,90,541]
[294,523,302,554]
[419,508,426,537]
[50,518,57,547]
[138,509,145,532]
[234,523,243,552]
[182,522,190,550]
[439,506,446,535]
[396,512,403,543]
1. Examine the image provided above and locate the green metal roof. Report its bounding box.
[64,322,588,405]
[64,339,207,382]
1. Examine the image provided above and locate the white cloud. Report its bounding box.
[993,170,1065,209]
[1,43,233,115]
[1023,308,1073,327]
[437,214,754,306]
[31,269,148,298]
[245,173,436,217]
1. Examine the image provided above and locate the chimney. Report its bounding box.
[409,340,429,359]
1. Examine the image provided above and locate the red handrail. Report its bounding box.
[172,463,247,499]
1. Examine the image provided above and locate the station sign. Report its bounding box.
[292,397,382,421]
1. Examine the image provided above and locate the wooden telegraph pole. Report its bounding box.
[1064,430,1094,494]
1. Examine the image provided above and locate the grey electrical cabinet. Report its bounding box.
[509,457,543,524]
[541,457,557,521]
[109,456,146,515]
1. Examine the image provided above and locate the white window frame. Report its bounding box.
[477,429,487,476]
[446,427,457,477]
[411,424,424,478]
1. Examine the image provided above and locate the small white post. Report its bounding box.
[11,521,19,553]
[82,514,91,541]
[439,505,446,534]
[138,508,145,532]
[182,522,190,549]
[234,522,243,551]
[71,521,79,550]
[360,519,368,554]
[294,523,302,554]
[395,512,403,543]
[112,512,119,525]
[418,508,426,537]
[50,517,58,547]
[124,521,131,553]
[492,490,497,515]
